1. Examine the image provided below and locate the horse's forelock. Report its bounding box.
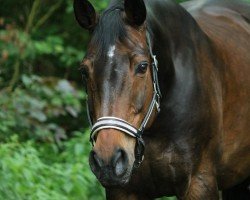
[90,4,128,59]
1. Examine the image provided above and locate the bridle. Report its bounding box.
[84,31,161,169]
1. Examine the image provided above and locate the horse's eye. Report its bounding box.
[136,61,148,74]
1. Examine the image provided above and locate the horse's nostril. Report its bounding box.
[90,150,103,171]
[112,149,128,177]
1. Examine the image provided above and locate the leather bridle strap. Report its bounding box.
[85,31,161,169]
[91,117,139,141]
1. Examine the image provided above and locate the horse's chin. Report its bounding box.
[100,177,130,188]
[98,169,132,188]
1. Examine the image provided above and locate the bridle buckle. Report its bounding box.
[156,94,161,113]
[153,55,158,71]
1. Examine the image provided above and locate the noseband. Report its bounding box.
[85,32,161,169]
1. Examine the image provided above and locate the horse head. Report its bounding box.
[74,0,160,187]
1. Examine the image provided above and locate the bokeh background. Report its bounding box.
[0,0,249,199]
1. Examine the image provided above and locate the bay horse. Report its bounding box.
[74,0,250,199]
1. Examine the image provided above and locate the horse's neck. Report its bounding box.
[146,0,208,63]
[146,0,212,136]
[147,0,200,50]
[146,0,211,94]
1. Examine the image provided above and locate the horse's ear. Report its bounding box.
[124,0,146,26]
[73,0,97,30]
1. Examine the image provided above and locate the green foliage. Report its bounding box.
[0,133,105,200]
[0,75,86,142]
[0,0,107,199]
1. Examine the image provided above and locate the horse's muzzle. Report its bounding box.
[89,148,131,187]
